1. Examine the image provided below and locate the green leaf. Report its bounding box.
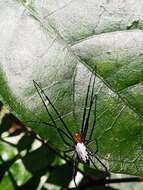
[16,174,41,190]
[0,155,18,181]
[47,163,73,187]
[0,174,15,190]
[0,0,143,177]
[22,145,55,174]
[17,134,34,152]
[10,160,31,188]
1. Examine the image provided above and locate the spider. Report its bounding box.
[33,69,122,188]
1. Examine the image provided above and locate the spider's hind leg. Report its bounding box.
[89,151,108,173]
[63,148,74,160]
[86,137,98,155]
[73,153,79,189]
[86,142,108,173]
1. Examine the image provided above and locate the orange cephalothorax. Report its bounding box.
[73,132,82,144]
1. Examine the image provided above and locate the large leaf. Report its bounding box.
[0,0,143,176]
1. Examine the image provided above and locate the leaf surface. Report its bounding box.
[0,0,143,176]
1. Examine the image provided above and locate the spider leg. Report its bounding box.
[88,155,98,170]
[33,80,74,141]
[25,120,72,141]
[86,137,98,154]
[73,153,79,189]
[33,80,75,147]
[63,149,74,153]
[104,105,126,133]
[88,94,97,141]
[82,70,96,141]
[58,132,73,147]
[81,74,92,136]
[63,148,74,158]
[88,151,108,173]
[25,120,72,147]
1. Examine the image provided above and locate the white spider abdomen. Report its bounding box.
[75,142,89,163]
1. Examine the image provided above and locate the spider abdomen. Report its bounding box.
[75,142,89,163]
